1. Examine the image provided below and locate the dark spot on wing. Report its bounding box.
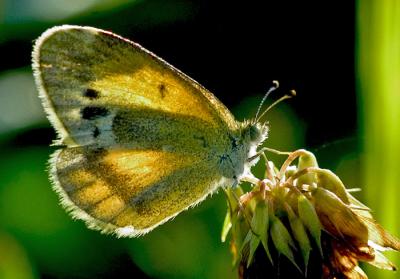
[229,134,238,149]
[134,198,147,215]
[83,88,100,99]
[86,147,107,161]
[81,106,110,120]
[219,154,228,163]
[158,83,166,98]
[93,126,100,138]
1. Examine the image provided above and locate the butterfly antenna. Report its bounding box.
[254,80,280,121]
[256,89,296,122]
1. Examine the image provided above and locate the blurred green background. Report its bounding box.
[0,0,398,278]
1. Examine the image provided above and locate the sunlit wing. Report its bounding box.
[32,25,238,147]
[32,25,240,236]
[53,147,226,236]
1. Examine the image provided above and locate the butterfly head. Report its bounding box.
[218,120,268,184]
[243,120,269,146]
[240,120,269,165]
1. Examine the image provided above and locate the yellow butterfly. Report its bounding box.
[32,25,268,237]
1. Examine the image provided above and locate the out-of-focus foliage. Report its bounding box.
[0,231,38,279]
[357,1,400,278]
[0,69,44,134]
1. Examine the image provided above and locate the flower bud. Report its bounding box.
[316,169,349,204]
[297,150,318,186]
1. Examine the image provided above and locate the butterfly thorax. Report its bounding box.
[217,121,268,184]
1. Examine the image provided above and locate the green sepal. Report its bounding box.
[286,204,311,273]
[270,216,301,272]
[253,199,272,264]
[231,210,249,266]
[221,210,232,243]
[247,233,260,267]
[238,230,252,267]
[297,194,323,256]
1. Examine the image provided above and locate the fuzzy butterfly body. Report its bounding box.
[32,25,268,237]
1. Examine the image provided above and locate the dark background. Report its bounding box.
[0,1,357,147]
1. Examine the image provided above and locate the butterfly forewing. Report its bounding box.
[33,25,237,146]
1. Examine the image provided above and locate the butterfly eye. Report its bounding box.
[249,125,261,142]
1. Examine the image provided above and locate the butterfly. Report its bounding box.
[32,25,269,237]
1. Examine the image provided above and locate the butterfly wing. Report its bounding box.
[53,147,225,236]
[32,25,237,236]
[32,25,238,146]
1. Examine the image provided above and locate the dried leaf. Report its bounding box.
[367,249,397,271]
[312,187,368,244]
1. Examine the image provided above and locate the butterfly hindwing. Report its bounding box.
[53,146,225,236]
